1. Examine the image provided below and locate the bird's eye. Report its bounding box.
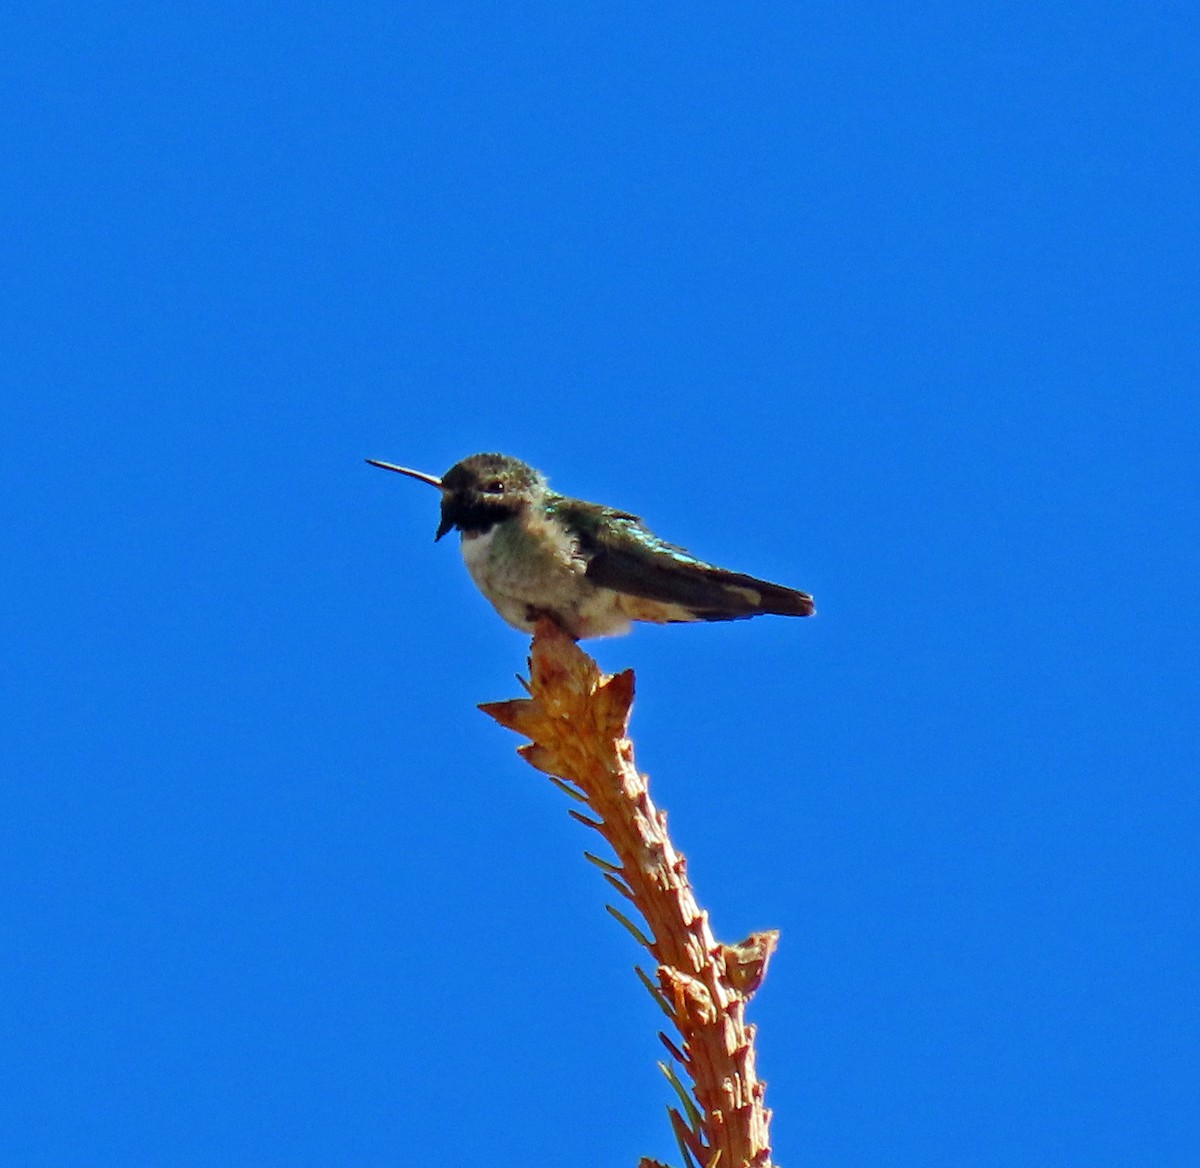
[486,480,505,494]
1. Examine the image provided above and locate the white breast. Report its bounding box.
[459,527,496,589]
[455,518,633,637]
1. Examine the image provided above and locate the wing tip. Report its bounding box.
[760,585,815,618]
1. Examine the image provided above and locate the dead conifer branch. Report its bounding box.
[479,619,778,1168]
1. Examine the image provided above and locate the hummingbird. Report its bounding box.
[366,452,815,640]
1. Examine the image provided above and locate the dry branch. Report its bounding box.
[480,619,779,1168]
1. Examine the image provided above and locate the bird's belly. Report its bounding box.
[459,526,630,637]
[460,529,542,629]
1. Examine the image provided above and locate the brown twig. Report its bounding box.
[480,619,779,1168]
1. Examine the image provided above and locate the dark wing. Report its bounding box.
[554,499,814,620]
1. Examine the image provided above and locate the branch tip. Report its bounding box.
[582,850,623,876]
[658,1029,689,1067]
[602,871,636,901]
[543,771,589,801]
[659,1060,705,1130]
[606,903,655,950]
[566,807,605,831]
[480,625,777,1167]
[634,965,677,1022]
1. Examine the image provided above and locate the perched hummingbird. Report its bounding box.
[366,452,815,640]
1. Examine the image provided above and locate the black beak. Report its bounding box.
[366,458,450,540]
[364,458,443,488]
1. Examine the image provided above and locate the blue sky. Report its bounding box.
[4,5,1198,1165]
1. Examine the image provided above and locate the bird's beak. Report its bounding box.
[365,459,443,489]
[366,458,455,542]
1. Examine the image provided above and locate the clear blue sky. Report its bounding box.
[4,5,1197,1166]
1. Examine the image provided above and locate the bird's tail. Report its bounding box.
[703,569,815,619]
